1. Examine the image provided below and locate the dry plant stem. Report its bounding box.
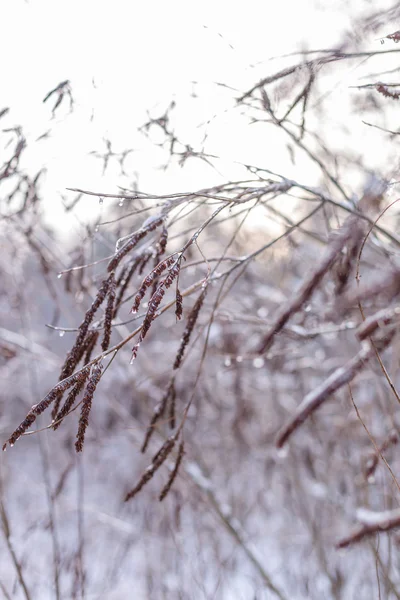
[247,166,400,246]
[364,429,398,480]
[339,270,400,312]
[0,581,12,600]
[355,197,400,282]
[276,341,374,448]
[260,90,349,200]
[258,215,362,354]
[337,508,400,549]
[76,455,85,599]
[37,434,61,600]
[374,538,382,600]
[354,198,400,408]
[18,286,62,600]
[184,460,288,600]
[348,385,400,493]
[237,48,400,102]
[0,501,31,600]
[373,546,400,600]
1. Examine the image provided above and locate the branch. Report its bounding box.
[337,508,400,548]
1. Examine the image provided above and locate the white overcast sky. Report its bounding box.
[2,0,398,234]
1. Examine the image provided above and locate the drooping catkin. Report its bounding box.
[74,275,112,351]
[102,272,116,351]
[51,391,64,423]
[173,289,206,370]
[59,274,112,382]
[115,263,129,289]
[53,369,91,430]
[75,363,103,452]
[157,226,168,256]
[141,380,175,453]
[125,435,176,502]
[137,250,153,275]
[376,84,400,100]
[107,215,164,273]
[168,383,176,429]
[131,256,175,314]
[83,330,100,365]
[3,369,89,450]
[51,330,99,420]
[151,227,169,296]
[159,440,184,501]
[175,288,183,321]
[113,257,142,315]
[131,261,181,361]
